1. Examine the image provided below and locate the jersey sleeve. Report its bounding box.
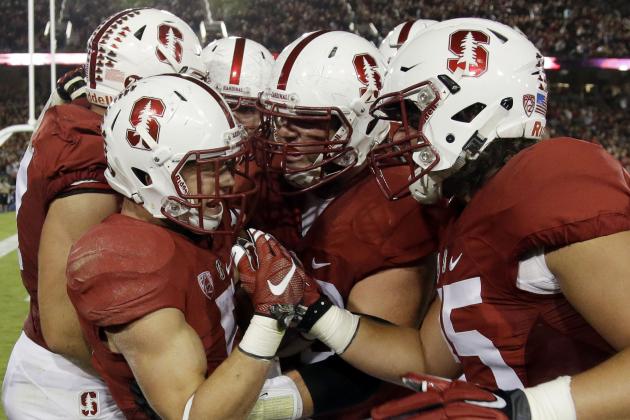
[503,139,630,257]
[30,102,112,204]
[364,198,439,266]
[67,221,183,327]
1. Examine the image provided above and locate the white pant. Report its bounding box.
[2,332,124,419]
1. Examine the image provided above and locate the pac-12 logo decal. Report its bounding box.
[353,53,383,100]
[126,97,166,150]
[522,94,535,117]
[79,391,99,417]
[157,24,183,64]
[447,30,489,77]
[197,271,215,299]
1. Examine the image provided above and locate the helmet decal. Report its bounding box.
[126,97,165,150]
[396,21,415,45]
[353,53,383,100]
[156,24,183,64]
[87,8,142,90]
[522,94,535,117]
[447,30,489,77]
[277,30,329,90]
[229,37,247,85]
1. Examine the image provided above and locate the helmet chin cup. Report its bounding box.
[409,173,442,204]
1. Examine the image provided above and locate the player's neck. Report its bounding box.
[120,198,167,227]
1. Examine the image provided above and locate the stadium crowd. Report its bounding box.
[0,0,628,212]
[1,0,629,57]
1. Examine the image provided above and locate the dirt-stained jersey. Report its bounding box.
[16,98,114,349]
[437,138,630,389]
[67,214,237,419]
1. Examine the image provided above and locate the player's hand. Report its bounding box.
[231,228,310,325]
[371,373,531,420]
[56,65,87,102]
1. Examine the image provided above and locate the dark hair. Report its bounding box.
[442,137,539,200]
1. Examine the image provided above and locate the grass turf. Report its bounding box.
[0,213,27,420]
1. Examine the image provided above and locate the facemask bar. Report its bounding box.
[164,142,258,235]
[255,93,357,194]
[368,80,442,200]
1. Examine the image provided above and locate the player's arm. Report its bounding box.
[546,229,630,419]
[297,290,460,384]
[108,308,271,420]
[290,261,437,416]
[347,260,436,327]
[38,192,118,369]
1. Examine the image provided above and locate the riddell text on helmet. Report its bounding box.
[87,92,114,106]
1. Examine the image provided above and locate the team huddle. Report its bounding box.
[3,6,630,420]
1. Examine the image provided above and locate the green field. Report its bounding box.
[0,212,27,420]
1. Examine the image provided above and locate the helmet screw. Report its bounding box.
[446,134,455,143]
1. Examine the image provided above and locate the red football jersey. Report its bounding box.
[67,214,237,419]
[252,169,445,420]
[16,99,114,349]
[255,168,442,305]
[436,138,630,389]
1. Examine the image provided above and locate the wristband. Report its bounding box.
[239,315,285,360]
[523,376,576,420]
[309,305,360,354]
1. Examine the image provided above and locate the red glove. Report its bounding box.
[371,374,531,420]
[232,228,311,324]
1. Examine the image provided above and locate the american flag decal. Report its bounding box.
[535,92,547,116]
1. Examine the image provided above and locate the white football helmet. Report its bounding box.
[102,74,257,234]
[257,30,389,193]
[370,18,547,202]
[202,36,274,109]
[379,19,438,65]
[86,8,207,107]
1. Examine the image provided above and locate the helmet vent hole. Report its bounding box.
[133,25,146,40]
[328,47,338,58]
[489,29,508,43]
[438,74,461,94]
[132,167,152,186]
[451,102,486,123]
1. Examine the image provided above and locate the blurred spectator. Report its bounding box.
[0,0,628,57]
[0,0,628,213]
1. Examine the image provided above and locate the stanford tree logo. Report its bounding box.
[352,54,382,101]
[126,97,166,150]
[447,30,489,77]
[157,24,183,64]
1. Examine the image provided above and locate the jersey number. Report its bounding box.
[215,284,237,353]
[439,277,523,389]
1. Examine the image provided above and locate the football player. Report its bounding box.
[3,8,207,419]
[278,18,630,419]
[66,73,310,419]
[379,19,438,65]
[202,36,274,136]
[252,30,444,418]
